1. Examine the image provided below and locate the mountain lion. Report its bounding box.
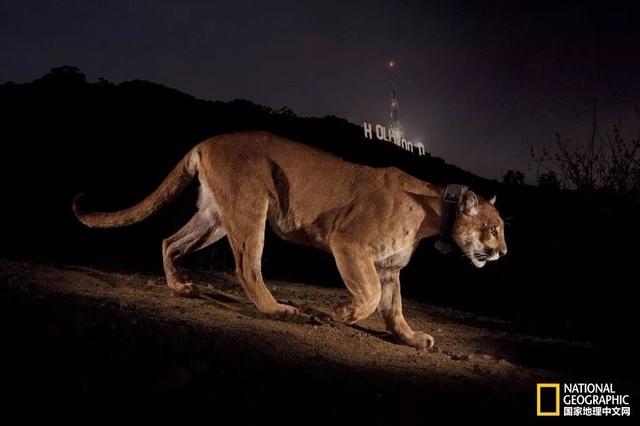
[73,131,507,349]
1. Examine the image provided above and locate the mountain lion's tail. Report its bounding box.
[73,148,200,228]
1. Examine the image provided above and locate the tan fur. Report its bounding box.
[73,131,507,349]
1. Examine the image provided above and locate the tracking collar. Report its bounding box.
[434,184,468,255]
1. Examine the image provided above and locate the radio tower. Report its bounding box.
[387,59,404,144]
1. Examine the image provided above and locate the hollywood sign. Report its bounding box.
[362,122,426,156]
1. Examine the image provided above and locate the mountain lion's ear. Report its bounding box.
[489,195,496,205]
[459,191,479,216]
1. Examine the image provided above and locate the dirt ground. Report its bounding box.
[0,259,632,424]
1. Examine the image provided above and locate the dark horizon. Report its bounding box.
[2,0,639,180]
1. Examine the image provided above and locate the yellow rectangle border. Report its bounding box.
[537,383,560,416]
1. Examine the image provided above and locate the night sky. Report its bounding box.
[2,0,639,179]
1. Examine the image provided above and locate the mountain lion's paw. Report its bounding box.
[331,302,356,324]
[172,282,200,298]
[266,303,301,319]
[400,331,434,350]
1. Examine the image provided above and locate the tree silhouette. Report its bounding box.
[537,170,561,190]
[502,169,525,185]
[531,102,640,195]
[36,65,87,85]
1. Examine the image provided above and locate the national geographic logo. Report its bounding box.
[537,384,560,416]
[537,383,632,417]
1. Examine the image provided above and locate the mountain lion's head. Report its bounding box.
[452,191,507,268]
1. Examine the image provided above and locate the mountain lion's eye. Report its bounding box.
[490,225,498,236]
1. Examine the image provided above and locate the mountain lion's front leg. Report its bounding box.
[330,239,382,323]
[378,267,434,349]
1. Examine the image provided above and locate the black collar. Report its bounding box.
[434,184,468,254]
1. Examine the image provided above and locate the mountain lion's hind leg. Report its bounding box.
[162,206,225,298]
[377,267,434,349]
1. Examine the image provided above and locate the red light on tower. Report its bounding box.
[387,60,395,69]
